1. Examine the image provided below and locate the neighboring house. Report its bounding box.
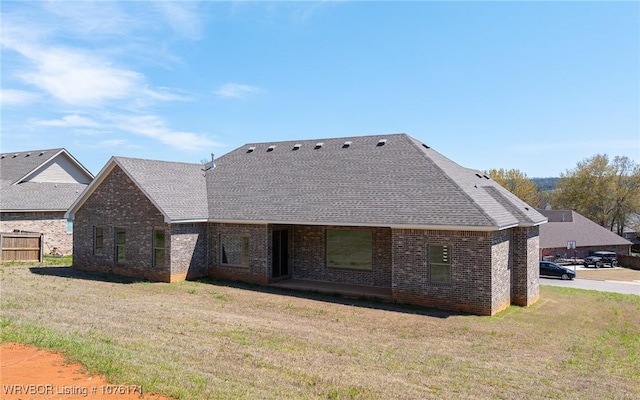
[0,148,93,255]
[67,134,547,316]
[538,209,632,259]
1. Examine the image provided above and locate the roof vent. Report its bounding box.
[0,155,4,159]
[267,145,276,152]
[524,207,530,211]
[314,142,324,150]
[292,143,301,151]
[39,152,45,156]
[342,141,352,148]
[377,139,387,147]
[422,143,430,149]
[25,153,30,157]
[483,175,490,179]
[475,173,482,178]
[12,154,18,158]
[246,147,255,154]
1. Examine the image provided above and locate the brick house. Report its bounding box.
[538,209,632,260]
[1,148,93,255]
[67,134,546,315]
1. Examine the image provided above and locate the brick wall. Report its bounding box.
[0,211,72,255]
[292,225,392,287]
[392,229,504,316]
[73,165,172,282]
[491,230,512,314]
[208,223,270,284]
[511,226,540,307]
[170,223,208,281]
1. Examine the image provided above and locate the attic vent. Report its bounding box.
[25,153,30,157]
[422,143,430,149]
[342,141,352,148]
[39,152,45,156]
[246,147,256,154]
[0,155,4,159]
[524,207,530,211]
[12,154,18,158]
[377,139,387,147]
[314,142,324,150]
[483,175,490,179]
[267,145,276,152]
[292,143,301,151]
[475,173,482,178]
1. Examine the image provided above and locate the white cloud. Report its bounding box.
[0,89,39,106]
[99,138,131,147]
[154,1,206,40]
[214,83,262,99]
[111,114,223,151]
[18,47,143,107]
[33,114,103,128]
[1,3,218,154]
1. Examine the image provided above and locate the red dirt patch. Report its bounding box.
[1,342,172,400]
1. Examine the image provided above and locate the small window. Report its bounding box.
[221,236,250,266]
[429,245,451,284]
[326,230,372,270]
[66,218,74,233]
[94,227,104,255]
[153,230,166,268]
[115,227,126,263]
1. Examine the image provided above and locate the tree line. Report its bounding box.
[487,154,640,236]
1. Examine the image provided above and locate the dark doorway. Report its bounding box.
[272,229,290,278]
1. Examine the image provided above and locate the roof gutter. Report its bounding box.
[207,218,511,232]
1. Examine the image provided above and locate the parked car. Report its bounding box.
[539,261,576,280]
[583,251,618,268]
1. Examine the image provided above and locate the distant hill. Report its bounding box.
[531,177,560,191]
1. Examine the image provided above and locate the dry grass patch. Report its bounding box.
[1,264,639,399]
[577,267,640,281]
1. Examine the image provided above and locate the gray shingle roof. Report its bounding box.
[0,148,65,188]
[1,148,91,212]
[538,209,632,248]
[0,182,88,211]
[109,157,209,221]
[206,133,546,230]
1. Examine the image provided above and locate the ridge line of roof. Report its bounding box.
[402,135,500,228]
[113,155,203,167]
[239,132,409,147]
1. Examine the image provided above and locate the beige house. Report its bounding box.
[1,148,93,255]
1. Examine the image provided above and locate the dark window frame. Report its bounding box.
[326,229,373,271]
[220,235,250,267]
[94,226,104,255]
[115,227,126,264]
[428,244,452,284]
[153,229,166,268]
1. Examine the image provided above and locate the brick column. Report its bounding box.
[511,226,540,307]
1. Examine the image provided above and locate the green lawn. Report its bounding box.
[1,263,639,399]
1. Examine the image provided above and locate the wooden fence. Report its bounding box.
[0,231,43,262]
[619,255,640,270]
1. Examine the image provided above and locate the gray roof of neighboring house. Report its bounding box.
[538,209,632,248]
[68,157,209,222]
[206,133,546,230]
[0,148,92,211]
[1,148,65,188]
[0,182,88,211]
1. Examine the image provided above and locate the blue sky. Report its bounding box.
[1,1,638,178]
